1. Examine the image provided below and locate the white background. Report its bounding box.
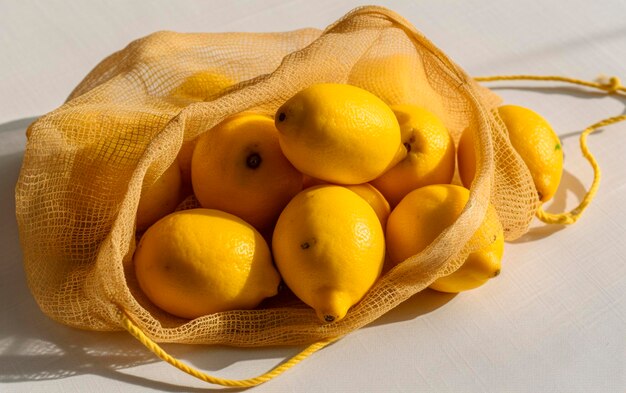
[1,1,625,392]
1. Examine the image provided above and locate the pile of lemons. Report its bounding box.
[133,77,563,323]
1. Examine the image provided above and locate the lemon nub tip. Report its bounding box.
[313,291,350,324]
[317,310,344,324]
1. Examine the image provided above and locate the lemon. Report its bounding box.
[169,70,233,101]
[191,113,303,231]
[348,54,447,121]
[344,183,391,229]
[301,180,391,229]
[272,185,385,322]
[456,125,477,189]
[386,184,504,293]
[134,208,281,319]
[136,159,182,231]
[275,83,403,184]
[371,104,456,207]
[498,105,563,202]
[458,105,563,203]
[171,70,234,184]
[429,231,503,293]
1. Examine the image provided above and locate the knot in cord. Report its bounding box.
[603,76,622,93]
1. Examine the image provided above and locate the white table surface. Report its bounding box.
[1,1,625,392]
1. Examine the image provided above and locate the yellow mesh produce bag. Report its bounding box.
[16,5,624,388]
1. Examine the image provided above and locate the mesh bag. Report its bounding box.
[16,5,540,372]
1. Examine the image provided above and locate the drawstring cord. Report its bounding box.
[119,308,340,388]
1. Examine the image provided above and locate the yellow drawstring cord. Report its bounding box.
[474,74,626,95]
[119,308,339,388]
[474,74,626,224]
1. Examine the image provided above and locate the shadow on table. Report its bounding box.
[0,117,38,133]
[508,168,586,243]
[366,289,456,328]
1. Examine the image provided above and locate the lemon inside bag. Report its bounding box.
[15,6,538,345]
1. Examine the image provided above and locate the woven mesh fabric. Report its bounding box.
[15,6,538,346]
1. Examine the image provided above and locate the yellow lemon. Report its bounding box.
[275,83,403,184]
[191,113,303,232]
[499,105,563,202]
[429,231,503,293]
[456,125,477,189]
[348,54,447,120]
[458,105,563,202]
[169,70,233,101]
[344,183,391,229]
[134,208,281,319]
[302,179,391,228]
[386,184,504,293]
[171,70,234,184]
[136,159,183,231]
[272,185,385,323]
[371,104,456,207]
